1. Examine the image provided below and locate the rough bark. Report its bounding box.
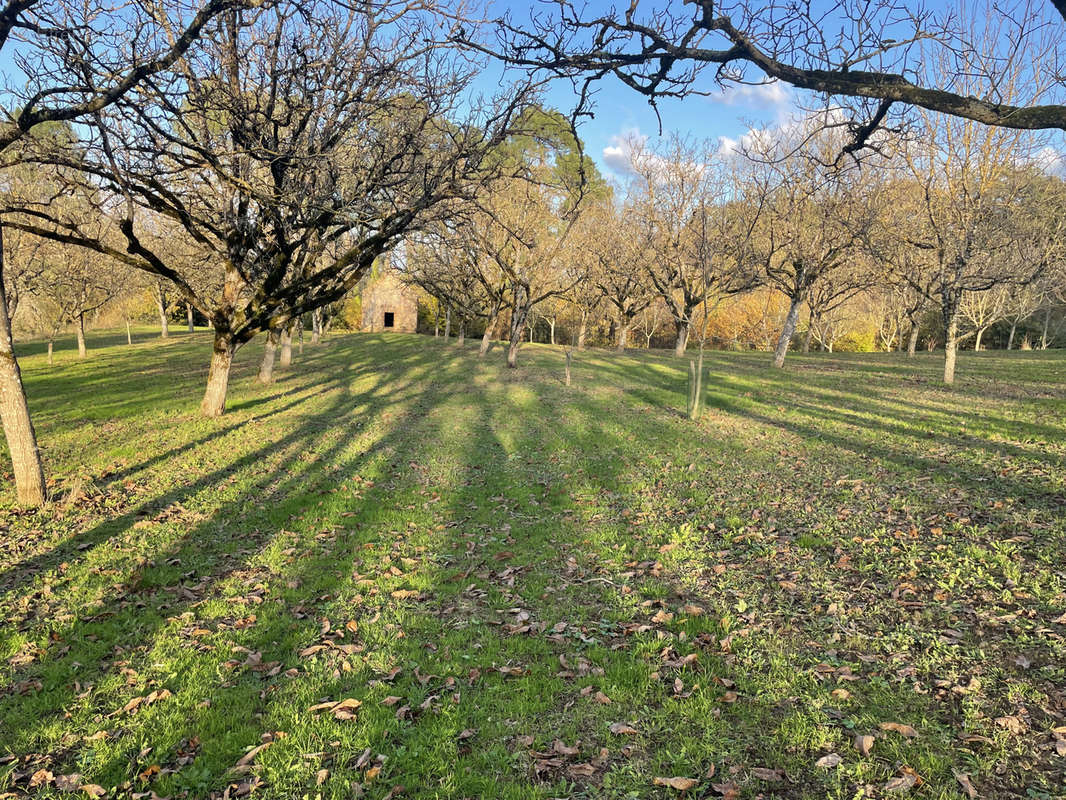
[125,318,132,345]
[803,310,814,353]
[548,318,555,346]
[508,296,530,368]
[257,328,280,384]
[457,322,465,347]
[616,321,630,352]
[311,308,322,345]
[1041,307,1050,349]
[1007,321,1017,350]
[773,297,803,368]
[47,340,54,366]
[907,324,919,357]
[443,307,451,340]
[156,285,169,339]
[187,302,195,332]
[673,319,690,357]
[974,326,986,352]
[201,334,236,417]
[0,234,47,506]
[479,311,496,357]
[279,323,294,367]
[943,296,961,384]
[76,313,87,357]
[577,311,587,351]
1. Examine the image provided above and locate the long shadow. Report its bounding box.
[2,337,1062,798]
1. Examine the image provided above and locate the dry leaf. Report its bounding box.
[853,734,874,755]
[81,786,107,798]
[815,753,842,768]
[652,776,698,791]
[751,767,782,781]
[609,722,638,735]
[995,715,1026,734]
[553,739,580,756]
[953,770,977,799]
[879,721,918,738]
[55,774,82,792]
[883,773,918,792]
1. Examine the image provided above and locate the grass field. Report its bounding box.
[1,330,1065,799]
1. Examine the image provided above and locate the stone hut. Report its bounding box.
[360,271,419,333]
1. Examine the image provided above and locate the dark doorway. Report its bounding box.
[383,312,395,328]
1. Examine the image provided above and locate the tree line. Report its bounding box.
[1,0,1065,506]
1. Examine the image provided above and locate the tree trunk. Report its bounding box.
[577,311,588,351]
[296,318,304,354]
[76,313,87,357]
[479,309,497,357]
[186,303,195,332]
[457,322,465,347]
[279,323,294,367]
[974,326,985,353]
[443,308,451,340]
[773,297,803,368]
[0,231,47,506]
[943,297,961,384]
[1007,321,1017,350]
[673,319,690,357]
[616,320,630,352]
[47,340,53,366]
[312,308,322,345]
[156,285,169,339]
[907,323,919,357]
[1041,307,1050,350]
[201,333,236,417]
[549,318,555,346]
[803,310,814,353]
[508,294,530,368]
[125,318,132,345]
[257,328,280,384]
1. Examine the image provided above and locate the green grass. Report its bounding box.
[1,330,1064,799]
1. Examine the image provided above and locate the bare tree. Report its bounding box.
[10,0,536,416]
[744,118,880,367]
[0,0,255,506]
[626,135,758,356]
[475,0,1066,138]
[897,106,1065,381]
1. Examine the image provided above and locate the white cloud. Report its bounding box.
[1033,145,1066,176]
[602,128,648,176]
[715,80,791,109]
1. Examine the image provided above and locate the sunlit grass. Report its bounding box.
[1,330,1064,799]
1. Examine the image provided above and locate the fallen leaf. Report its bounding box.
[953,770,977,799]
[883,773,917,793]
[853,734,874,756]
[553,739,580,756]
[609,722,638,735]
[879,721,918,738]
[81,786,107,798]
[994,715,1026,734]
[751,767,782,781]
[653,776,698,791]
[55,774,82,792]
[815,753,842,768]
